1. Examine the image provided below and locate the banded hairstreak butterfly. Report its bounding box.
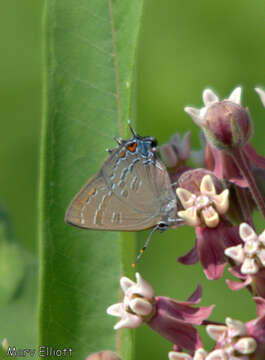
[65,124,181,262]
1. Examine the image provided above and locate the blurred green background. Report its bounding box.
[0,0,264,358]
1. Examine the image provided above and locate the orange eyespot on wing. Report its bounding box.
[127,142,137,153]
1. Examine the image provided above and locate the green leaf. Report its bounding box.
[39,1,144,359]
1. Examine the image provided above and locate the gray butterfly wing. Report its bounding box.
[65,140,177,231]
[101,146,177,221]
[65,172,162,231]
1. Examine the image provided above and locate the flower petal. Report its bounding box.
[226,317,247,337]
[226,276,252,291]
[106,303,123,317]
[205,349,226,360]
[168,351,192,360]
[196,226,226,280]
[176,188,195,209]
[159,143,178,168]
[206,324,227,341]
[179,131,191,161]
[234,337,257,354]
[201,206,220,228]
[222,224,242,248]
[154,296,214,326]
[194,349,208,360]
[177,245,199,265]
[200,175,216,195]
[214,189,230,215]
[130,297,153,316]
[246,313,265,346]
[178,208,201,227]
[244,143,265,169]
[228,87,242,105]
[184,107,205,127]
[225,245,245,264]
[148,306,203,352]
[229,176,249,187]
[244,240,259,256]
[228,265,247,279]
[239,223,257,242]
[255,87,265,107]
[126,273,154,300]
[114,312,142,330]
[203,89,219,106]
[241,258,259,275]
[186,284,202,304]
[253,296,265,317]
[134,272,155,299]
[120,277,135,294]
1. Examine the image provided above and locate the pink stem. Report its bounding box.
[234,187,255,228]
[231,148,265,220]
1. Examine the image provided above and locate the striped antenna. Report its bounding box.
[128,120,137,137]
[132,225,160,267]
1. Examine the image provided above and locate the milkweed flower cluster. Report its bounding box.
[225,224,265,298]
[106,87,265,358]
[107,273,214,353]
[176,174,229,228]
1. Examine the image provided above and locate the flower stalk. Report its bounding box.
[230,147,265,220]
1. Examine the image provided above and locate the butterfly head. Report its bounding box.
[125,123,158,158]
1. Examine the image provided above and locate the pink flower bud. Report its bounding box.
[204,101,252,150]
[184,87,253,152]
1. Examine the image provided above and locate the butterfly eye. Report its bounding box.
[127,141,137,153]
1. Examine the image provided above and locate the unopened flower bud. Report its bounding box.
[185,87,253,152]
[159,132,191,168]
[204,101,252,151]
[160,143,179,168]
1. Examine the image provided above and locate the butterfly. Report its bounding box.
[65,124,181,262]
